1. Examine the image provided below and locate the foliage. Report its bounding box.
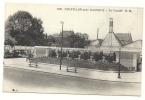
[4,33,17,47]
[93,52,100,61]
[73,51,80,58]
[43,34,56,46]
[5,11,90,47]
[54,34,90,48]
[100,51,103,60]
[83,52,90,60]
[103,52,116,63]
[49,50,57,57]
[5,11,46,46]
[113,52,116,61]
[108,52,116,62]
[62,51,67,57]
[36,57,129,71]
[69,51,74,58]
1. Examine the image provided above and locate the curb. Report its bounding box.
[39,63,136,73]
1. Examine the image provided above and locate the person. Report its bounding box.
[26,50,32,62]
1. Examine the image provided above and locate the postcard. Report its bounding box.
[3,3,143,96]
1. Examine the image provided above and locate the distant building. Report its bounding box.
[60,30,74,38]
[91,39,103,47]
[85,28,102,48]
[52,33,60,37]
[85,39,103,49]
[85,28,102,49]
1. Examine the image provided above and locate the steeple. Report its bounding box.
[101,18,122,47]
[109,18,113,33]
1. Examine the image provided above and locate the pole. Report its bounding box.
[97,28,99,39]
[60,21,64,70]
[118,48,121,78]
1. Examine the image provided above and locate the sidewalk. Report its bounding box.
[3,58,141,83]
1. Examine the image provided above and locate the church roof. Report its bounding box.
[101,32,123,47]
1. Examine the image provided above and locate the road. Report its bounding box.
[3,66,141,95]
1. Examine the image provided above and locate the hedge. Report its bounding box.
[30,56,129,71]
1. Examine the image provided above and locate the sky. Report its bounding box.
[5,3,143,41]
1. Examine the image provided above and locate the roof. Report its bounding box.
[123,40,142,49]
[101,32,123,47]
[52,34,60,37]
[90,39,103,46]
[115,33,133,45]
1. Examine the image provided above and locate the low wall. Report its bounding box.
[120,59,133,68]
[5,45,34,51]
[116,51,141,71]
[35,48,47,58]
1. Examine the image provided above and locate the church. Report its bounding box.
[100,18,142,71]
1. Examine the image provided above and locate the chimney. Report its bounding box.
[97,28,99,39]
[109,18,113,33]
[46,33,48,39]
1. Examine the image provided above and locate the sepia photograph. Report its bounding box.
[3,3,143,96]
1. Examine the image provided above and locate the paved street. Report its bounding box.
[3,66,141,95]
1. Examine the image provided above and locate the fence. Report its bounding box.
[4,45,34,58]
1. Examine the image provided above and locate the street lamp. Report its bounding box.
[60,21,64,70]
[118,48,121,78]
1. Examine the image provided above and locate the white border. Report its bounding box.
[0,0,145,100]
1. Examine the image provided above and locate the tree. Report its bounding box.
[44,35,56,46]
[5,32,17,46]
[5,11,45,46]
[54,34,90,48]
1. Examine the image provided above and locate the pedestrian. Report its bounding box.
[26,50,31,62]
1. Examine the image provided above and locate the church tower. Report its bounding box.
[108,18,114,46]
[109,18,113,33]
[101,18,122,47]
